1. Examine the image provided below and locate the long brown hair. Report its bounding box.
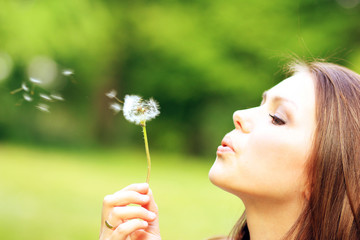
[226,61,360,240]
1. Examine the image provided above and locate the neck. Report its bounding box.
[242,196,305,240]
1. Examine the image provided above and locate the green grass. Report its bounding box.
[0,143,243,240]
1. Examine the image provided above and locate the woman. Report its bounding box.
[99,61,360,240]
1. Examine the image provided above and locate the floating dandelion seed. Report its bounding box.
[50,93,64,101]
[39,93,53,101]
[36,103,50,113]
[106,89,117,99]
[11,76,65,112]
[106,91,160,183]
[29,77,42,84]
[23,93,33,102]
[62,69,73,76]
[109,102,122,114]
[22,83,29,92]
[105,89,123,103]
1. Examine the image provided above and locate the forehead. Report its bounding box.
[267,71,315,106]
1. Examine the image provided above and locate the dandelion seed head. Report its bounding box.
[39,93,53,101]
[23,93,33,102]
[36,103,50,112]
[106,89,117,99]
[29,77,42,84]
[123,95,160,125]
[109,102,122,114]
[62,69,74,76]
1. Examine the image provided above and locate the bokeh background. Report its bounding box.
[0,0,360,239]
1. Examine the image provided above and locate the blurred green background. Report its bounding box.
[0,0,360,239]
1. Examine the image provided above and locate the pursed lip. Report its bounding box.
[217,135,235,154]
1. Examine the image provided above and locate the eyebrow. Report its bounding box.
[262,90,298,109]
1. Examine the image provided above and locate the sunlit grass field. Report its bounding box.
[0,143,243,240]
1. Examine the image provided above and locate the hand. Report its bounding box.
[99,183,161,240]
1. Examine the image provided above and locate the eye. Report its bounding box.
[269,114,286,125]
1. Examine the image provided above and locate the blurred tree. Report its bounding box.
[0,0,359,156]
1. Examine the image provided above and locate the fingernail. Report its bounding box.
[148,212,156,219]
[142,220,149,227]
[141,195,150,202]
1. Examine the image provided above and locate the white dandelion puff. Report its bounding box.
[123,95,160,125]
[123,95,143,125]
[50,93,64,101]
[39,93,53,101]
[106,89,117,99]
[29,77,42,84]
[109,102,122,114]
[23,93,33,102]
[144,98,160,120]
[62,69,73,76]
[22,82,29,92]
[36,103,50,112]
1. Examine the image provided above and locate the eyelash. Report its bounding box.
[269,114,286,125]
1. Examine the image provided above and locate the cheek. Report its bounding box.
[244,127,310,170]
[232,128,311,198]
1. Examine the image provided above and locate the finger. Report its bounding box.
[101,183,150,229]
[105,183,150,208]
[103,191,150,208]
[110,206,157,222]
[142,189,161,236]
[121,183,149,194]
[144,189,159,214]
[110,219,148,240]
[102,192,150,230]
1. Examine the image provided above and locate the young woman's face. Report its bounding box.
[209,71,316,202]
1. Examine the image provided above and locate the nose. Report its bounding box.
[233,109,254,133]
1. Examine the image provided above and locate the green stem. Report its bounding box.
[141,121,151,184]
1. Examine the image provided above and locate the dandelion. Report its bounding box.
[106,91,160,183]
[123,95,160,125]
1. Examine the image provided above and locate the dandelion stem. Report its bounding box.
[141,121,151,184]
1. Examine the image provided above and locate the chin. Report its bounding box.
[209,159,246,198]
[208,159,230,190]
